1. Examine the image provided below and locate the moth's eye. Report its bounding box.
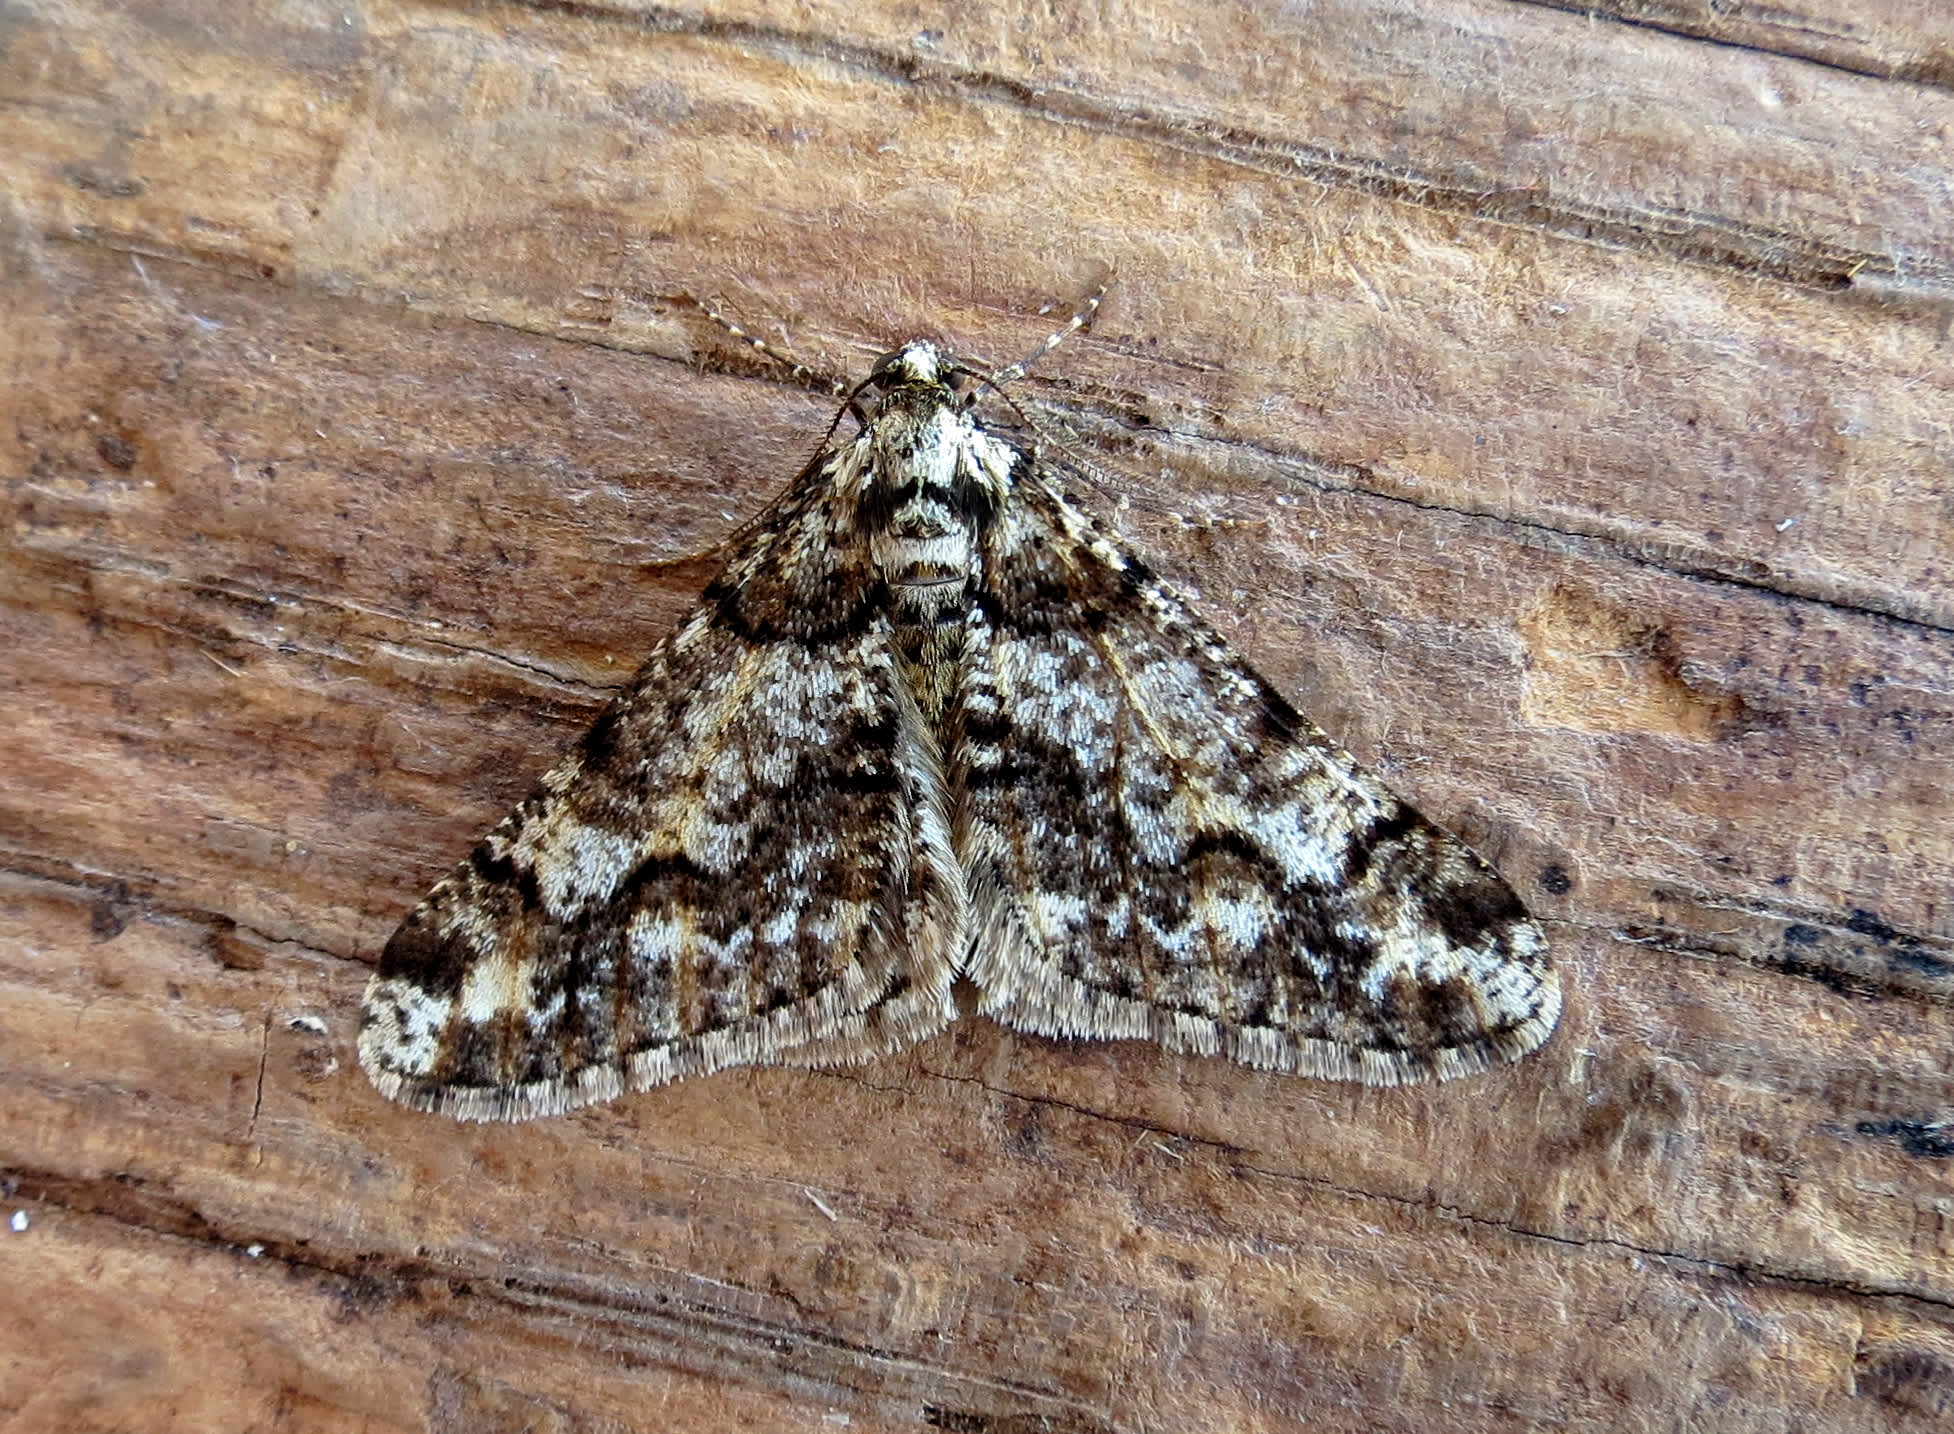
[867,351,907,389]
[941,367,971,395]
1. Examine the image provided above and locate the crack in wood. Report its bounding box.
[506,0,1949,291]
[863,1067,1954,1316]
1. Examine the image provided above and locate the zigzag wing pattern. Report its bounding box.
[954,455,1558,1085]
[359,449,963,1120]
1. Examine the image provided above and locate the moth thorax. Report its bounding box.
[871,487,977,597]
[861,395,988,601]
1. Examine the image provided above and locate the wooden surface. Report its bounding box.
[3,2,1952,1430]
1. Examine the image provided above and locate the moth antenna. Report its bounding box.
[690,297,870,431]
[690,297,855,399]
[984,279,1108,392]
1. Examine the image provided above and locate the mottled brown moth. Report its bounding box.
[359,301,1559,1121]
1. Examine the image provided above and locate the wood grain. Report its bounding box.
[3,2,1951,1430]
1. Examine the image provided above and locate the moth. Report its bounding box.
[359,305,1559,1121]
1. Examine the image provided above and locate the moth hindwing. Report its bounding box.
[359,335,1559,1121]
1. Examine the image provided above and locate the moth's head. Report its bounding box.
[866,341,972,402]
